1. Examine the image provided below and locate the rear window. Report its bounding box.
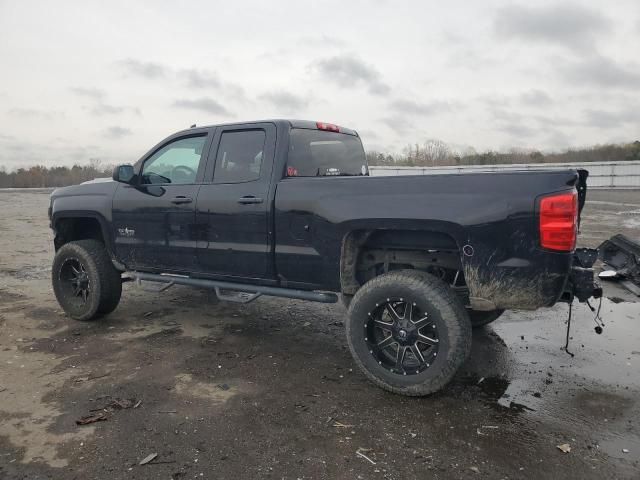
[287,128,368,177]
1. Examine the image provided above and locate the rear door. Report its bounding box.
[112,132,212,272]
[195,123,276,282]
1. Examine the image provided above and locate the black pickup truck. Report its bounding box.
[49,119,600,396]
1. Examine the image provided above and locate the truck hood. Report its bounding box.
[50,179,119,201]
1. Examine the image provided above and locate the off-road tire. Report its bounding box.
[52,240,122,321]
[468,309,504,328]
[346,270,471,396]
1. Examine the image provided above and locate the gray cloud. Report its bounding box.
[180,69,221,89]
[85,104,141,116]
[7,108,63,120]
[380,115,413,135]
[498,123,539,138]
[172,98,231,115]
[494,3,611,50]
[559,55,640,88]
[389,99,457,116]
[104,126,132,139]
[259,90,308,112]
[300,35,346,48]
[519,89,552,106]
[117,58,167,78]
[313,55,390,95]
[583,107,640,128]
[70,86,106,100]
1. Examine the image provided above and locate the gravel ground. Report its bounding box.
[0,188,639,479]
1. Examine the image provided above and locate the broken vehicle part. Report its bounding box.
[598,234,640,286]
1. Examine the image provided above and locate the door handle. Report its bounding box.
[171,196,193,204]
[237,196,263,204]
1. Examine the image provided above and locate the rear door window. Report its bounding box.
[213,130,266,183]
[287,128,368,177]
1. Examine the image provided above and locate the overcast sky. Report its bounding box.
[1,0,639,169]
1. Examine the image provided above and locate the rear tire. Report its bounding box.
[468,309,504,328]
[346,270,471,396]
[52,240,122,321]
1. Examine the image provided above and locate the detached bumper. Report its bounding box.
[567,248,602,302]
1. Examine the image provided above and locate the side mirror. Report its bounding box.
[112,164,136,184]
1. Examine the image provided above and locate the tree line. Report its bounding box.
[367,140,640,167]
[1,141,639,188]
[0,160,113,188]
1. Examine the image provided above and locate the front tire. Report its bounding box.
[52,240,122,321]
[346,271,471,396]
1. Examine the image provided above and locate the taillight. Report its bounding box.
[539,191,578,252]
[316,121,340,132]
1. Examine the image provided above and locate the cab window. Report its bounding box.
[141,136,207,185]
[213,130,265,183]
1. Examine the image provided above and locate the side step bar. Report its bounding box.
[126,271,339,304]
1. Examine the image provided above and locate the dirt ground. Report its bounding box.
[0,188,639,480]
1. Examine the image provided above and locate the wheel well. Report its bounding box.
[340,229,463,295]
[53,217,105,251]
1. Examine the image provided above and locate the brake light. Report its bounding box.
[539,191,578,251]
[316,121,340,132]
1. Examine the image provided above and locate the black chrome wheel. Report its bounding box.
[366,299,439,375]
[59,258,91,305]
[52,240,122,321]
[346,271,471,396]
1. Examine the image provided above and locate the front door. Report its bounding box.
[195,123,276,281]
[112,133,211,272]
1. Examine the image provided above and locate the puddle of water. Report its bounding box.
[470,298,640,462]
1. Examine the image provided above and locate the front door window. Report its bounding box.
[141,136,207,185]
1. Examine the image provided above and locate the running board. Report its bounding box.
[126,271,339,304]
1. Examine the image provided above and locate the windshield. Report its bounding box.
[287,128,368,177]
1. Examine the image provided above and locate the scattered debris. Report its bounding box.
[77,397,139,425]
[143,311,154,317]
[622,448,630,453]
[73,372,111,383]
[470,466,480,474]
[139,453,158,465]
[333,421,354,428]
[356,448,376,465]
[598,270,618,279]
[76,412,108,425]
[477,377,485,385]
[557,443,571,454]
[217,383,230,391]
[108,398,137,410]
[159,410,177,414]
[598,234,640,295]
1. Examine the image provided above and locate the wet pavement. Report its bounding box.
[0,188,639,479]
